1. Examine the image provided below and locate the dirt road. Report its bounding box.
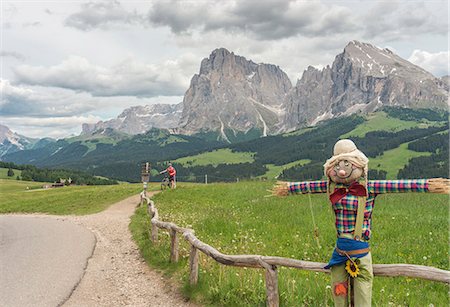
[62,193,196,307]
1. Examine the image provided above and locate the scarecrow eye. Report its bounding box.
[344,160,349,166]
[335,165,340,170]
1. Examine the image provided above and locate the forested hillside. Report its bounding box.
[2,107,448,183]
[170,107,448,182]
[0,161,117,185]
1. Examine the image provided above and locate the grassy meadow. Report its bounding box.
[0,179,145,215]
[0,167,22,179]
[341,112,434,138]
[176,149,255,166]
[130,181,449,306]
[369,142,432,179]
[262,160,311,180]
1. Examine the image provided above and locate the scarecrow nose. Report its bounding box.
[338,169,346,176]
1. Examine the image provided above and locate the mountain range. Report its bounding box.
[0,40,448,165]
[0,124,55,159]
[80,40,448,141]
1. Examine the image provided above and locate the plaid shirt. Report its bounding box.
[288,179,429,240]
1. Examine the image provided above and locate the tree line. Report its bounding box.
[0,161,117,185]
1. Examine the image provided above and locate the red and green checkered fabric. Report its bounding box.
[287,179,428,240]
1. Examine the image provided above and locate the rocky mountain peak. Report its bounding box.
[82,103,182,136]
[0,124,38,158]
[341,40,433,79]
[283,40,448,132]
[179,48,292,140]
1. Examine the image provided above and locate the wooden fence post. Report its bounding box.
[189,245,199,285]
[151,223,158,243]
[265,264,279,307]
[170,228,179,262]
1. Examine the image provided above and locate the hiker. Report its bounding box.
[274,139,449,307]
[160,163,177,189]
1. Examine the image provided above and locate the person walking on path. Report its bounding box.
[160,163,177,189]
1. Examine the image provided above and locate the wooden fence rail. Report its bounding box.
[140,193,450,307]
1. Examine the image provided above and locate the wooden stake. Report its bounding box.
[189,245,199,285]
[151,223,158,243]
[170,228,179,262]
[265,265,279,307]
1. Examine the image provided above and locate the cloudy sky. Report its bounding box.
[1,0,448,139]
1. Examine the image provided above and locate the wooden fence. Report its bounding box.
[140,193,450,307]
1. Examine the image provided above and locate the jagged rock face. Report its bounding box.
[179,48,292,139]
[281,66,333,130]
[284,41,449,131]
[82,103,183,135]
[0,124,37,158]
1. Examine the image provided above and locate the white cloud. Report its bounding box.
[148,0,356,40]
[0,115,102,139]
[0,51,26,61]
[408,50,450,77]
[1,79,183,117]
[361,1,448,41]
[13,55,194,97]
[64,0,148,31]
[0,80,183,138]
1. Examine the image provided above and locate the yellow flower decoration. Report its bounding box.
[345,258,360,278]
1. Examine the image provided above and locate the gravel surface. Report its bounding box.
[61,193,197,307]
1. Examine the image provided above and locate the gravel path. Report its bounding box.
[61,193,197,307]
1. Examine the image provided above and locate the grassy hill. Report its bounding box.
[369,142,432,179]
[175,149,255,166]
[0,179,144,215]
[131,181,449,306]
[341,111,434,138]
[0,167,21,179]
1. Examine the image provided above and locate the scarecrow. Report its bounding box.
[274,139,449,307]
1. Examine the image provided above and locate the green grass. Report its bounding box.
[369,142,432,179]
[0,168,22,179]
[131,181,449,306]
[262,160,311,179]
[176,149,255,167]
[342,112,432,138]
[0,179,148,215]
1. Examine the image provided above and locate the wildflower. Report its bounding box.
[423,256,427,260]
[345,258,360,278]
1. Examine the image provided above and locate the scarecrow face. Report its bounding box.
[328,159,363,184]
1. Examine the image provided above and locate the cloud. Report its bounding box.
[23,21,42,27]
[408,50,450,77]
[1,79,100,117]
[148,0,356,40]
[362,1,448,41]
[0,115,102,139]
[13,55,193,97]
[1,79,183,117]
[64,0,147,31]
[0,79,183,138]
[0,51,25,61]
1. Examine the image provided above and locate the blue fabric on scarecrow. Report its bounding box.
[325,237,370,269]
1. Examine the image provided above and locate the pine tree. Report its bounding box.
[7,168,14,177]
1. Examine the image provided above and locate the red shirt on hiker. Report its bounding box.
[160,163,176,188]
